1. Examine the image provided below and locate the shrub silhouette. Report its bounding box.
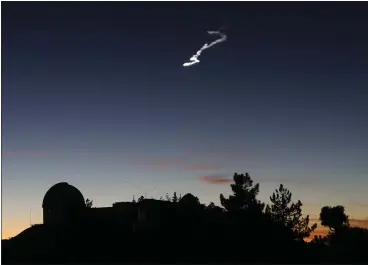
[2,172,367,264]
[85,198,93,208]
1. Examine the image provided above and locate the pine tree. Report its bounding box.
[267,184,317,240]
[220,173,264,214]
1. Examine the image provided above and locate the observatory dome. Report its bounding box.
[42,182,85,209]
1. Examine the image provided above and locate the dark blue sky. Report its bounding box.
[2,1,368,238]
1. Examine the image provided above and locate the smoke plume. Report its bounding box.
[183,30,227,67]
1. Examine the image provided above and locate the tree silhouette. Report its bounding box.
[85,198,93,208]
[162,193,170,201]
[172,192,179,203]
[320,205,349,232]
[4,171,368,263]
[311,235,329,245]
[207,202,217,210]
[220,173,264,214]
[179,193,200,206]
[159,192,181,202]
[206,202,224,216]
[266,184,317,240]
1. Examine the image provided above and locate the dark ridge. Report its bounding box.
[2,176,368,264]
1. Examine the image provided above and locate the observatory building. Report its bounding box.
[41,182,174,230]
[42,182,86,225]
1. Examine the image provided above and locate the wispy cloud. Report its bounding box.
[184,164,225,171]
[139,156,186,169]
[352,202,368,208]
[307,218,368,241]
[198,173,321,186]
[2,151,50,157]
[199,174,232,184]
[255,176,321,186]
[150,157,185,166]
[350,218,368,228]
[141,155,228,171]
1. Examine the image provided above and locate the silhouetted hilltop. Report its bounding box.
[2,173,368,264]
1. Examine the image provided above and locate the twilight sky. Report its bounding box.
[2,1,368,239]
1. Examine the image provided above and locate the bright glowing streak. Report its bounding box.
[183,30,227,67]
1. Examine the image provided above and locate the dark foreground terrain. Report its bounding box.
[3,174,368,263]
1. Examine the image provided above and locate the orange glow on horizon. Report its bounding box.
[4,218,368,241]
[306,218,368,242]
[2,224,30,240]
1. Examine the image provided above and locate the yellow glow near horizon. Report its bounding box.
[3,216,368,241]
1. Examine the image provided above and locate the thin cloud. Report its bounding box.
[2,151,50,157]
[142,156,187,169]
[308,218,368,227]
[184,164,225,171]
[150,157,185,165]
[353,202,368,208]
[252,176,321,187]
[350,218,368,228]
[307,218,368,241]
[142,156,227,171]
[199,174,232,184]
[198,173,321,186]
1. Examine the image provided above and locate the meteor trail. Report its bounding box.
[183,30,227,67]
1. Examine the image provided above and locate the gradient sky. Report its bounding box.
[2,1,368,239]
